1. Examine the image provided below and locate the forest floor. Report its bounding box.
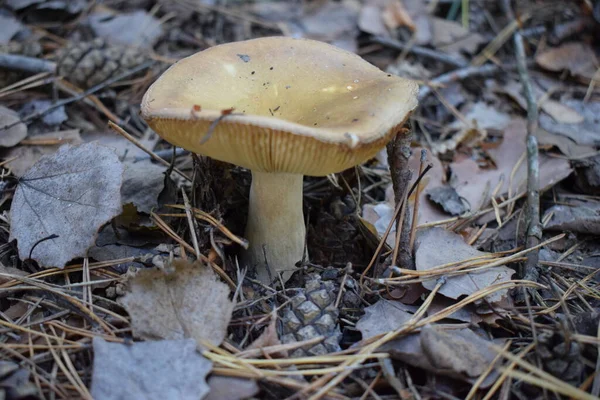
[1,0,600,399]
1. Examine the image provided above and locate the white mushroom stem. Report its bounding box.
[244,171,306,283]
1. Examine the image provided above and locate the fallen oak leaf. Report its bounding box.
[120,259,235,349]
[9,142,123,268]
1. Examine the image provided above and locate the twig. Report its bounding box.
[418,63,504,100]
[409,149,427,252]
[360,163,432,285]
[501,0,541,283]
[0,53,57,74]
[371,36,467,68]
[386,129,414,269]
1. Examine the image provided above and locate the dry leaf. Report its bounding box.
[450,119,572,222]
[355,300,417,340]
[363,121,572,233]
[205,376,259,400]
[539,100,584,124]
[382,0,415,31]
[381,325,499,387]
[120,259,235,349]
[430,17,485,55]
[0,106,27,148]
[536,128,594,159]
[245,312,285,356]
[539,100,600,146]
[536,42,599,83]
[122,161,166,214]
[415,228,514,302]
[4,130,82,177]
[497,80,584,125]
[9,142,123,268]
[544,199,600,235]
[91,337,211,400]
[88,10,163,48]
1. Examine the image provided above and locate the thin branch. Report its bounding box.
[501,0,541,283]
[0,53,57,74]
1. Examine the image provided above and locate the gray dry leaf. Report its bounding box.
[356,300,417,340]
[427,186,468,216]
[205,376,259,400]
[536,128,595,159]
[120,259,235,348]
[4,130,82,177]
[415,228,514,302]
[9,142,123,268]
[122,160,166,213]
[539,100,600,146]
[544,200,600,235]
[87,10,163,48]
[91,337,211,400]
[382,325,498,387]
[0,106,27,147]
[430,17,485,55]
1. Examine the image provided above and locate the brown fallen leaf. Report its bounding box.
[363,120,572,232]
[245,311,287,357]
[415,228,514,303]
[381,325,499,387]
[536,42,599,83]
[120,259,235,349]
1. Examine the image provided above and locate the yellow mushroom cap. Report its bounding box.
[141,36,419,176]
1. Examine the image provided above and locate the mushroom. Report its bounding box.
[141,37,418,283]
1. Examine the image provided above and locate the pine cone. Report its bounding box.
[56,39,148,88]
[280,273,342,357]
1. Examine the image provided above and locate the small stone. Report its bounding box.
[296,301,321,324]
